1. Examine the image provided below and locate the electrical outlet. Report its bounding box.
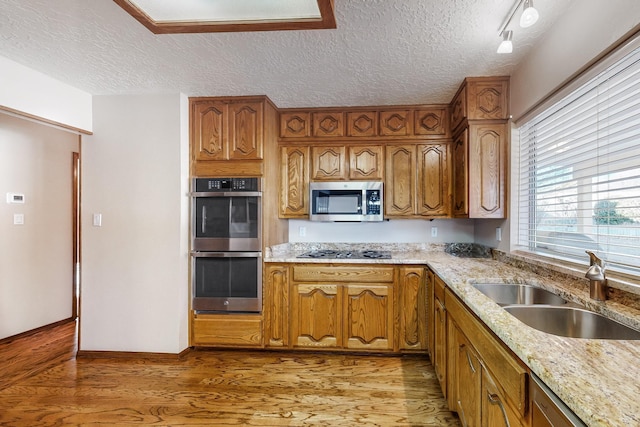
[299,226,306,237]
[93,213,102,227]
[431,227,438,237]
[496,227,502,242]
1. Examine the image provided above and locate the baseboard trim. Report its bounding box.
[77,347,192,361]
[0,317,75,345]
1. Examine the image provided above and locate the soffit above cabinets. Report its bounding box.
[113,0,337,34]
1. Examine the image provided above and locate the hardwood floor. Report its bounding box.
[0,320,460,426]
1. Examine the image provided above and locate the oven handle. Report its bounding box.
[190,192,262,197]
[191,251,262,258]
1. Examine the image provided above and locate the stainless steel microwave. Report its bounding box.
[309,181,383,222]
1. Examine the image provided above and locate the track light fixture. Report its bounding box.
[520,0,539,28]
[496,0,541,54]
[497,31,513,54]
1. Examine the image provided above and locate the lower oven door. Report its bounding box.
[192,252,262,313]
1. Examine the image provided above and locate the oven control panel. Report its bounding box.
[195,178,260,192]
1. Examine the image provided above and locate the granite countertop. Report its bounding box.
[265,243,640,427]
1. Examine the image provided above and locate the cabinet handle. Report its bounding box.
[460,344,476,374]
[487,392,511,427]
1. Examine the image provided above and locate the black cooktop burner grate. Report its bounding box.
[297,249,391,259]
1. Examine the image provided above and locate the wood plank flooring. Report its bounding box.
[0,320,460,426]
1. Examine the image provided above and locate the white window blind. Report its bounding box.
[518,42,640,275]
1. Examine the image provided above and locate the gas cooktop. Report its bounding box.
[296,249,392,259]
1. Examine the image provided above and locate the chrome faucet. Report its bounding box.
[585,251,608,301]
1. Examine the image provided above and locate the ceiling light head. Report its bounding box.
[520,0,539,28]
[497,30,513,54]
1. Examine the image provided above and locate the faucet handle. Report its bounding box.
[586,250,605,269]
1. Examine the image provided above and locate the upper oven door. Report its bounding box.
[192,192,261,251]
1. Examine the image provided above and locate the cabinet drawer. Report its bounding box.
[192,314,262,347]
[292,265,394,283]
[445,288,528,416]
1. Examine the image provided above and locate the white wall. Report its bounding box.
[289,218,475,244]
[0,113,78,339]
[511,0,640,121]
[0,55,92,133]
[80,94,189,353]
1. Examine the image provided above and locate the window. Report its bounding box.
[517,40,640,276]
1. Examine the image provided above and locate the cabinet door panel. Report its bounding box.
[344,284,393,350]
[280,112,311,138]
[291,284,341,348]
[434,296,447,394]
[311,146,347,180]
[380,110,412,136]
[482,368,525,427]
[313,112,344,137]
[347,111,377,137]
[399,267,426,350]
[348,145,384,180]
[228,102,263,160]
[192,101,227,161]
[280,146,309,217]
[418,143,450,217]
[265,266,289,348]
[456,331,482,427]
[415,108,449,137]
[385,145,416,216]
[468,123,506,218]
[452,129,468,217]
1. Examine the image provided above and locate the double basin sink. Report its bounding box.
[472,283,640,340]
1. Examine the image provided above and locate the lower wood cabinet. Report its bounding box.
[430,279,529,427]
[191,313,263,347]
[264,263,427,353]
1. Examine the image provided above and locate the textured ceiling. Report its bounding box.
[0,0,572,108]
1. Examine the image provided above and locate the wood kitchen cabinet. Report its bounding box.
[311,146,347,180]
[191,313,262,347]
[280,106,449,140]
[385,142,450,218]
[191,96,278,177]
[398,267,427,351]
[445,286,529,427]
[451,77,510,132]
[279,145,309,218]
[264,265,289,348]
[452,122,507,218]
[264,263,427,354]
[450,76,509,219]
[433,274,449,400]
[311,144,384,181]
[290,265,395,351]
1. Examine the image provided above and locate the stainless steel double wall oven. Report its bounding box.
[190,177,262,313]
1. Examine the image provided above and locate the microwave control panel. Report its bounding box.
[366,189,381,215]
[194,178,260,192]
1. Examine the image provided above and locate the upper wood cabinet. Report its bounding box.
[450,76,509,219]
[451,76,510,132]
[385,142,450,218]
[452,122,507,219]
[280,146,309,218]
[348,145,384,180]
[190,96,278,177]
[280,106,450,141]
[192,98,264,161]
[311,146,347,180]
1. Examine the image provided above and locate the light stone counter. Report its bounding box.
[265,242,640,427]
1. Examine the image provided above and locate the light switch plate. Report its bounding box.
[93,213,102,227]
[13,213,24,225]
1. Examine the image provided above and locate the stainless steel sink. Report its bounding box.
[473,283,568,306]
[504,305,640,340]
